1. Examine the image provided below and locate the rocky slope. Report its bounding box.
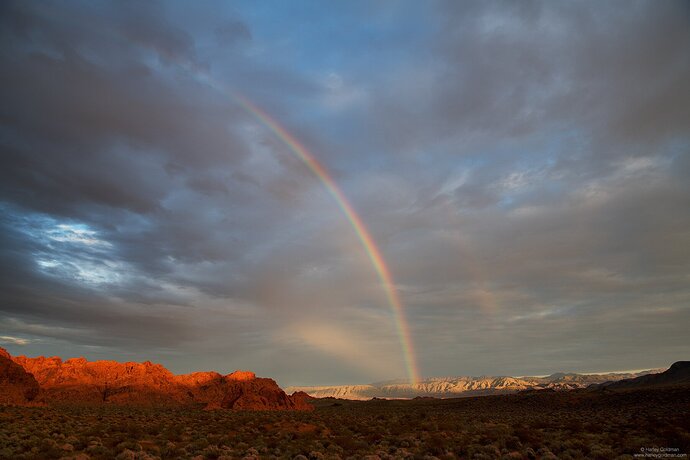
[594,361,690,390]
[1,347,311,410]
[287,369,662,400]
[0,348,40,405]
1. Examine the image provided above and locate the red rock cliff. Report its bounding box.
[0,347,40,405]
[3,348,311,410]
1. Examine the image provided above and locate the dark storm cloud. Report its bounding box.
[0,1,315,358]
[0,0,688,384]
[0,207,192,350]
[0,2,250,220]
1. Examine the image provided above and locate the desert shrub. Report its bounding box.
[161,422,183,442]
[86,444,112,457]
[425,432,447,456]
[115,449,138,460]
[201,444,223,459]
[589,443,615,460]
[504,435,521,450]
[513,425,540,445]
[0,385,687,459]
[116,440,142,453]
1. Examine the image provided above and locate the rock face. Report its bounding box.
[226,370,256,381]
[12,355,183,405]
[183,372,313,411]
[221,376,308,410]
[2,348,311,410]
[290,390,315,406]
[0,347,40,405]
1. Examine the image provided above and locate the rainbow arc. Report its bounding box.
[195,72,420,385]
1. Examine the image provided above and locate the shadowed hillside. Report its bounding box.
[593,361,690,391]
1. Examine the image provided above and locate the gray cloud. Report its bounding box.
[368,0,690,157]
[0,0,688,385]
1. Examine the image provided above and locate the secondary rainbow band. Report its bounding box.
[232,93,420,385]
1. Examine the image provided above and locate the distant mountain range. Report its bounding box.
[287,369,665,400]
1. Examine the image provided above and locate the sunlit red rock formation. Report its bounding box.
[221,376,308,410]
[226,370,256,381]
[290,390,315,407]
[174,371,222,387]
[0,347,40,405]
[2,348,311,410]
[0,347,10,359]
[181,371,312,411]
[12,355,184,405]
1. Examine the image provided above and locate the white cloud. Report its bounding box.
[0,335,31,346]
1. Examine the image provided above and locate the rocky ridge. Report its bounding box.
[0,347,311,410]
[593,361,690,390]
[287,369,663,400]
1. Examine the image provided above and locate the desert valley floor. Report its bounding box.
[1,384,689,460]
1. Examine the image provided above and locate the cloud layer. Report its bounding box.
[1,0,688,385]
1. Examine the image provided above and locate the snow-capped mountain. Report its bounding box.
[286,369,662,400]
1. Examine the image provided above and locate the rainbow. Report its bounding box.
[194,72,420,385]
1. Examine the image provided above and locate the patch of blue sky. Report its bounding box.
[230,1,436,73]
[14,214,110,251]
[0,203,124,286]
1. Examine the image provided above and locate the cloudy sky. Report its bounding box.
[1,0,688,386]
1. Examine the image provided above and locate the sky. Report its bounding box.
[0,0,689,387]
